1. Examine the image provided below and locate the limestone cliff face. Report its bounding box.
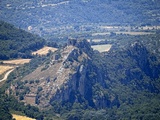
[50,39,109,108]
[49,39,121,109]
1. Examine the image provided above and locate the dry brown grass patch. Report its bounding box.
[32,46,57,55]
[2,59,31,65]
[12,114,36,120]
[0,65,14,75]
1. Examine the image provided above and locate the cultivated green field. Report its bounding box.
[91,44,112,52]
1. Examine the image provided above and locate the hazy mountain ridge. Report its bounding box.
[0,0,160,38]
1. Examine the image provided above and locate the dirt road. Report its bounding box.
[0,68,14,83]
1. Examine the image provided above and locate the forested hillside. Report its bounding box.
[51,36,160,119]
[2,33,160,120]
[1,0,160,27]
[0,21,45,60]
[0,0,159,39]
[0,90,44,120]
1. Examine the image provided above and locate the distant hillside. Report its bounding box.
[1,0,160,27]
[0,21,45,60]
[0,0,159,38]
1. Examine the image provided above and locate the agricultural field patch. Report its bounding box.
[32,46,57,55]
[91,44,112,53]
[92,32,110,36]
[92,31,154,37]
[2,59,31,65]
[92,39,106,42]
[0,65,14,75]
[115,31,154,35]
[12,114,36,120]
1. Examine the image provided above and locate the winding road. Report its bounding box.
[0,68,15,83]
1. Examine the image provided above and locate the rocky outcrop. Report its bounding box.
[50,39,108,108]
[9,39,113,109]
[11,39,160,110]
[128,42,160,79]
[49,39,122,109]
[106,42,160,93]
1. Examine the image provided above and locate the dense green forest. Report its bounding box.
[0,0,160,41]
[0,91,44,120]
[1,0,160,27]
[0,21,45,60]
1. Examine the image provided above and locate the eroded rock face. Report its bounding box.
[49,39,119,109]
[50,39,108,108]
